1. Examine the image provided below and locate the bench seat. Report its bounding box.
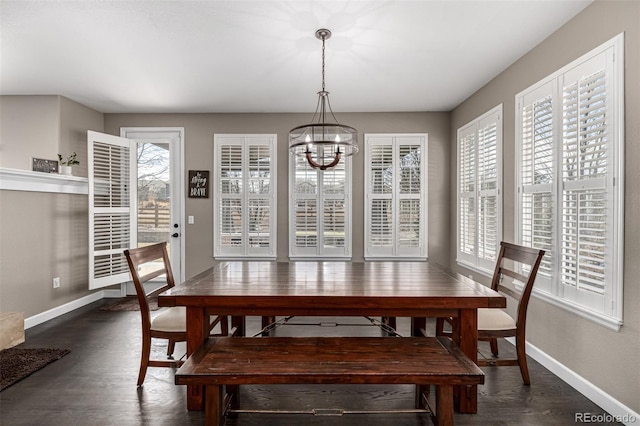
[176,336,484,426]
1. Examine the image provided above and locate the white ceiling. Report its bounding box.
[0,0,592,114]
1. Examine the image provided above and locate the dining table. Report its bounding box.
[158,260,506,414]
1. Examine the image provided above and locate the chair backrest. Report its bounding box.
[490,241,545,327]
[124,242,175,323]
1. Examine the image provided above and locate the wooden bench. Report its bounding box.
[175,336,484,426]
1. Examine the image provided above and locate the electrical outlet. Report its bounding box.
[53,277,61,288]
[188,215,194,224]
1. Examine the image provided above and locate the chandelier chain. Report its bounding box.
[321,36,326,92]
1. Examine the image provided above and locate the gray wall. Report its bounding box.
[104,112,451,275]
[0,96,102,316]
[449,0,639,412]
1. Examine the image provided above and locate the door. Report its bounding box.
[121,128,185,283]
[88,129,184,291]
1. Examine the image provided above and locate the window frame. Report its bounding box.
[213,134,277,259]
[364,133,428,260]
[456,105,503,275]
[515,34,624,331]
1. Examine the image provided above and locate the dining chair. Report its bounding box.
[124,242,228,386]
[436,241,545,385]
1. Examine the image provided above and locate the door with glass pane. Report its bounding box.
[121,128,184,282]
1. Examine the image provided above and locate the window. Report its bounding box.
[364,134,428,259]
[289,148,352,258]
[515,34,624,330]
[457,105,503,273]
[213,134,277,258]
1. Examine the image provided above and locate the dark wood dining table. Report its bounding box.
[158,261,506,414]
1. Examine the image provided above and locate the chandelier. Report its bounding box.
[289,29,358,170]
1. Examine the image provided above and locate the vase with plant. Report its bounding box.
[58,152,79,175]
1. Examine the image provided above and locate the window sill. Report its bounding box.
[514,284,623,332]
[214,256,277,261]
[290,256,352,261]
[0,167,88,195]
[365,256,427,262]
[455,259,494,280]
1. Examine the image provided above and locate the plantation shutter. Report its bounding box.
[292,155,318,254]
[457,127,476,265]
[560,55,611,311]
[214,134,276,258]
[322,158,348,254]
[365,134,427,259]
[368,141,394,253]
[515,34,622,326]
[289,147,351,258]
[477,120,499,268]
[518,84,554,292]
[88,130,135,290]
[396,141,424,257]
[456,106,502,271]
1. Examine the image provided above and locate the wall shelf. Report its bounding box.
[0,167,88,195]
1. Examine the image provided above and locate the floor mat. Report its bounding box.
[0,347,70,391]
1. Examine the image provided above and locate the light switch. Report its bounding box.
[188,216,194,224]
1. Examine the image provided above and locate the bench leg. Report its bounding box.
[205,385,223,426]
[416,384,430,408]
[435,385,454,426]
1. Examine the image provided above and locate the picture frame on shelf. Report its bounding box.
[32,158,59,174]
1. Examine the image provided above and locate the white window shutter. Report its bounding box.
[457,128,476,265]
[289,147,351,258]
[561,62,609,309]
[368,144,394,252]
[456,105,502,272]
[519,89,554,287]
[515,34,623,326]
[365,134,427,260]
[88,130,135,290]
[214,134,276,258]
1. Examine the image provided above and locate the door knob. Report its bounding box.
[172,233,179,238]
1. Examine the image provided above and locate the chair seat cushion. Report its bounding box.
[151,306,186,333]
[477,308,516,331]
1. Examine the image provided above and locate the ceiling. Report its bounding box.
[0,0,593,114]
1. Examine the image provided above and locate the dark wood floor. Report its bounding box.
[1,300,622,426]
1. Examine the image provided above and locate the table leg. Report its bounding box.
[455,308,478,414]
[186,306,207,411]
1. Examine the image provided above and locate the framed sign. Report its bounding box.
[188,170,209,198]
[32,158,59,173]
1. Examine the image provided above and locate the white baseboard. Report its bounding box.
[24,289,121,330]
[506,337,639,425]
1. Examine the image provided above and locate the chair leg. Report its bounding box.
[489,338,499,356]
[382,316,397,331]
[167,339,176,359]
[220,316,229,336]
[516,335,531,385]
[137,333,151,386]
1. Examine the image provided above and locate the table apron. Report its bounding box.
[191,307,462,317]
